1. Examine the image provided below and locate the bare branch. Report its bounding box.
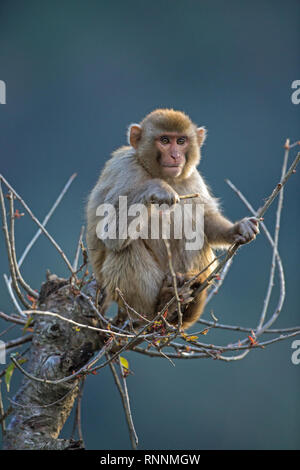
[0,174,75,276]
[116,287,151,324]
[0,181,31,309]
[0,311,26,325]
[17,173,77,271]
[8,191,37,298]
[257,151,300,219]
[5,334,33,351]
[193,151,300,299]
[71,378,85,446]
[24,309,137,338]
[108,356,138,450]
[0,380,6,434]
[257,140,289,328]
[3,274,27,318]
[197,318,300,335]
[179,192,200,199]
[73,225,85,271]
[164,239,183,330]
[225,178,286,339]
[205,258,233,304]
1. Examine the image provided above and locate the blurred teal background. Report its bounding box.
[0,0,299,450]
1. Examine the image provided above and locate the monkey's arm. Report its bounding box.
[130,178,179,206]
[204,211,259,248]
[95,178,179,252]
[88,152,180,253]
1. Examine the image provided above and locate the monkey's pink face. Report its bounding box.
[156,133,188,178]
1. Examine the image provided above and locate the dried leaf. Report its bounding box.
[200,328,209,335]
[186,335,198,342]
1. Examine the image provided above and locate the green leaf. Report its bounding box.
[5,357,27,392]
[22,316,33,334]
[119,356,129,370]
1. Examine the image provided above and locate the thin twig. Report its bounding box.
[9,339,115,386]
[8,382,79,410]
[193,151,300,299]
[73,225,85,271]
[257,140,289,328]
[116,288,151,324]
[0,380,6,434]
[71,378,85,446]
[90,306,178,374]
[205,258,233,304]
[164,239,183,330]
[0,181,31,308]
[24,310,137,338]
[0,323,16,338]
[5,334,33,350]
[3,274,27,318]
[257,151,300,219]
[0,311,26,325]
[118,357,138,449]
[197,318,300,334]
[108,356,138,450]
[0,405,12,426]
[8,191,37,298]
[225,179,286,339]
[16,173,77,271]
[0,174,75,275]
[179,193,200,200]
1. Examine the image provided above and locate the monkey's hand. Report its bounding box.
[229,217,259,245]
[139,181,180,206]
[157,272,196,320]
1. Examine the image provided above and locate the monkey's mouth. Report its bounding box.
[161,164,183,177]
[161,164,182,168]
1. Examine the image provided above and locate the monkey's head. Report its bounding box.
[128,109,206,180]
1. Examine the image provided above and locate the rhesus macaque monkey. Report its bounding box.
[86,109,259,329]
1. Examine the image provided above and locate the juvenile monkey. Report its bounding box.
[86,109,259,329]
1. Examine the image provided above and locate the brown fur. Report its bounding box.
[86,109,258,329]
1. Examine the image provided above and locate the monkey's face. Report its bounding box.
[155,133,188,178]
[128,110,207,180]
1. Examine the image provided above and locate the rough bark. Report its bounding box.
[3,275,104,450]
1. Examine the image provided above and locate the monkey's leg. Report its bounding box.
[179,287,207,330]
[156,272,207,329]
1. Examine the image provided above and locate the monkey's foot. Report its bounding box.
[157,272,198,321]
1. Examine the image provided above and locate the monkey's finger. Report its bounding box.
[249,221,260,234]
[164,272,186,288]
[241,217,259,235]
[248,217,260,226]
[234,234,247,244]
[239,219,259,239]
[160,286,176,296]
[179,289,194,301]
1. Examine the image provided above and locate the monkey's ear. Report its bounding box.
[196,127,207,147]
[128,124,142,149]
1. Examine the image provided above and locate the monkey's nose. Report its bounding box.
[171,151,180,160]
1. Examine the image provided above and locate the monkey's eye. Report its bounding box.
[177,137,187,145]
[160,136,170,145]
